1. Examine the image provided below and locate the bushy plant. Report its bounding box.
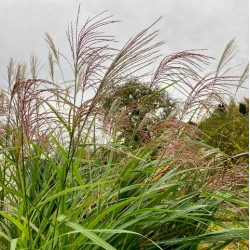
[199,98,249,157]
[102,78,177,148]
[0,7,248,250]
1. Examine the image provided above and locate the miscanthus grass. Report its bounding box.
[0,6,248,250]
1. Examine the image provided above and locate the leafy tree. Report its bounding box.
[102,78,177,147]
[199,97,249,157]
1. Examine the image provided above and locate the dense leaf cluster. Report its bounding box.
[199,98,249,157]
[102,78,176,147]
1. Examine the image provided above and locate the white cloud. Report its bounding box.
[0,0,248,99]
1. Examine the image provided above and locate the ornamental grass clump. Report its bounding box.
[0,7,248,250]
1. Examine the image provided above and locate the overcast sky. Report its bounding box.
[0,0,249,99]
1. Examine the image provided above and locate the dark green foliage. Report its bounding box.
[102,78,177,147]
[199,98,249,157]
[218,103,226,113]
[239,102,247,115]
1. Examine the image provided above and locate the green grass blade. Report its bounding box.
[57,215,117,250]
